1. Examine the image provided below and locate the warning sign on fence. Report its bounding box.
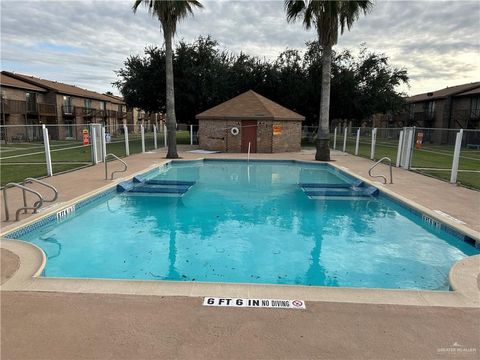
[203,297,305,309]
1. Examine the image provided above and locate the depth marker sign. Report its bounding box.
[203,297,306,309]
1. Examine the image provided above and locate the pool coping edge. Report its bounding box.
[1,158,478,307]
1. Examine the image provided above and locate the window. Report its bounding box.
[84,99,92,109]
[471,96,480,119]
[408,103,415,120]
[426,101,435,119]
[26,92,37,113]
[100,101,106,110]
[63,96,72,113]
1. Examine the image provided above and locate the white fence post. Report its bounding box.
[141,124,145,153]
[124,125,130,156]
[42,125,53,176]
[450,129,463,184]
[190,124,193,145]
[164,124,167,148]
[403,127,415,169]
[342,127,347,152]
[370,128,377,160]
[355,128,360,155]
[92,126,98,164]
[396,130,404,167]
[101,126,106,162]
[153,125,157,149]
[333,127,337,149]
[400,127,408,168]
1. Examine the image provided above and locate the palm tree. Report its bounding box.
[133,0,203,158]
[285,0,372,161]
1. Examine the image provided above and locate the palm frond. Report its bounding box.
[285,0,373,46]
[133,0,203,36]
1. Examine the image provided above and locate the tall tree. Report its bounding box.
[133,0,203,158]
[285,0,373,161]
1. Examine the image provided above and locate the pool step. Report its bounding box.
[299,181,378,199]
[129,185,190,194]
[119,178,196,197]
[144,179,196,186]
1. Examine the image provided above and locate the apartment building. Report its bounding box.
[394,81,480,129]
[0,71,130,142]
[0,73,56,142]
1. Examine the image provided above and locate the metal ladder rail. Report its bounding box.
[105,153,128,180]
[368,157,393,184]
[3,183,44,221]
[22,178,58,210]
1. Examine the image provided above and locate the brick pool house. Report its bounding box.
[196,90,304,153]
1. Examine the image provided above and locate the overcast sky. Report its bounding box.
[1,0,479,96]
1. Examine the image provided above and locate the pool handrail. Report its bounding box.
[23,178,58,207]
[105,153,128,180]
[3,183,44,221]
[368,157,393,184]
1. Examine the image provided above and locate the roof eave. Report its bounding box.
[196,115,304,121]
[0,83,48,93]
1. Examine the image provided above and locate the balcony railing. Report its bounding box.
[410,112,435,126]
[117,111,127,119]
[62,105,75,115]
[0,99,27,114]
[94,109,106,118]
[37,103,56,116]
[76,107,95,117]
[27,102,37,114]
[107,110,117,118]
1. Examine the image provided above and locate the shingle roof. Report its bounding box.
[103,93,126,105]
[407,82,480,103]
[0,72,48,92]
[196,90,305,121]
[455,87,480,97]
[2,71,118,102]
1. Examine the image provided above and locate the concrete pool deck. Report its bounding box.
[1,147,480,358]
[2,290,479,360]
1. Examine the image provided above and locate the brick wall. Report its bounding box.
[225,120,242,152]
[272,121,302,152]
[257,121,272,152]
[199,119,302,153]
[199,119,227,151]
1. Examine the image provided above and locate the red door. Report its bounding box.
[241,120,257,153]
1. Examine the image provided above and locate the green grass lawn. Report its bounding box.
[0,131,190,186]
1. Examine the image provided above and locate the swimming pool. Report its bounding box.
[7,160,478,290]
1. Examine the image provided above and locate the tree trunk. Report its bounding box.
[164,26,178,159]
[316,44,332,161]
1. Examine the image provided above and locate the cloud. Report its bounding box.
[1,0,479,96]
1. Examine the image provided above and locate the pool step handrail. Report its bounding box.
[368,157,393,184]
[105,153,128,180]
[3,183,44,221]
[23,178,58,206]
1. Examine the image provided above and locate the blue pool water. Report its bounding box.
[17,160,478,290]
